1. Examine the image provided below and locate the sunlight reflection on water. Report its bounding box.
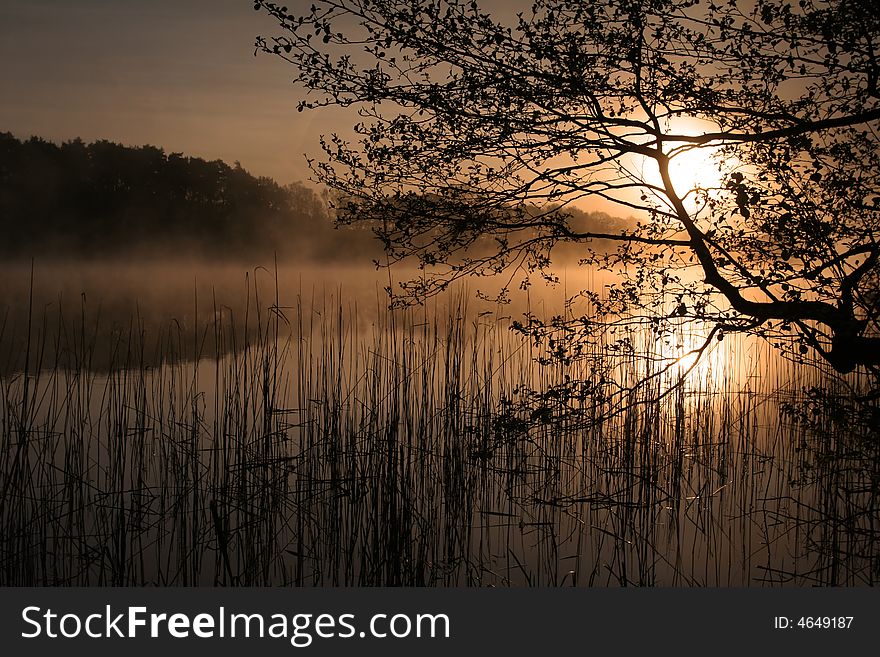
[0,259,875,586]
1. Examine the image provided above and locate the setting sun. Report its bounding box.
[665,145,726,196]
[635,118,730,203]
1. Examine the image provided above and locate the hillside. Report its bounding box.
[0,132,378,262]
[0,132,630,264]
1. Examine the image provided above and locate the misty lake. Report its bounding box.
[0,258,877,586]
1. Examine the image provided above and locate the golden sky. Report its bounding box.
[0,0,339,184]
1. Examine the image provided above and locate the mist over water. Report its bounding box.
[0,258,389,372]
[0,256,600,372]
[0,254,876,586]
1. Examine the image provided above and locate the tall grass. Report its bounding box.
[0,273,877,585]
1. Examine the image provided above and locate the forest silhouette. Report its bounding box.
[0,131,627,265]
[0,132,375,261]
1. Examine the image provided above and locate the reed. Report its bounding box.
[0,272,876,586]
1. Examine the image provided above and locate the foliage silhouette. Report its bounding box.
[255,0,880,376]
[0,132,376,262]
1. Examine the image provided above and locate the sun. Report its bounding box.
[634,117,731,205]
[665,145,725,196]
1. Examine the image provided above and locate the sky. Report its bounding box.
[0,0,344,184]
[0,0,562,190]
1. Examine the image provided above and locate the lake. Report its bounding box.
[0,259,876,585]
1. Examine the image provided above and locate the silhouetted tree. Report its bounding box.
[255,0,880,375]
[0,133,356,260]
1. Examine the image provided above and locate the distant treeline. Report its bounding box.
[0,132,630,264]
[0,132,379,261]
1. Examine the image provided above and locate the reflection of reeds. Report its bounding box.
[0,274,877,586]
